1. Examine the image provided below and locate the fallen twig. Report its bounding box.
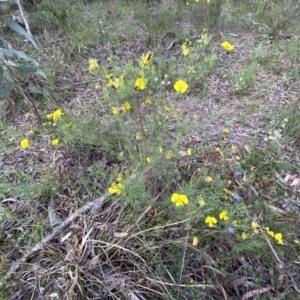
[0,194,108,289]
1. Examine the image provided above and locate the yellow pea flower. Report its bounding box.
[171,193,189,207]
[20,138,29,149]
[174,79,188,94]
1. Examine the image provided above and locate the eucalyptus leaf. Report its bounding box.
[0,35,8,49]
[16,66,37,74]
[2,49,16,59]
[2,82,12,98]
[7,22,38,49]
[15,99,25,111]
[36,69,47,79]
[0,67,3,91]
[7,59,17,67]
[7,69,14,81]
[15,50,39,66]
[28,85,49,95]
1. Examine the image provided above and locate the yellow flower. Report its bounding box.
[174,80,188,94]
[52,109,63,123]
[232,220,238,226]
[46,113,53,120]
[108,182,124,195]
[192,236,199,246]
[95,83,101,90]
[51,138,59,146]
[215,147,221,152]
[242,232,248,240]
[231,145,236,151]
[181,42,190,56]
[294,240,299,244]
[111,106,119,115]
[186,1,189,5]
[198,198,206,207]
[136,133,142,140]
[222,128,229,134]
[135,77,147,90]
[140,52,153,67]
[223,188,234,196]
[196,0,199,2]
[186,148,192,156]
[205,176,213,183]
[122,102,132,111]
[118,152,124,158]
[165,151,174,159]
[106,74,124,89]
[107,76,124,90]
[20,138,29,149]
[145,98,152,105]
[171,193,189,207]
[29,130,34,135]
[158,147,163,153]
[205,216,217,227]
[88,58,99,72]
[275,233,284,245]
[112,76,124,89]
[265,227,275,237]
[146,157,151,163]
[219,211,229,221]
[172,113,178,119]
[207,0,210,3]
[116,174,123,182]
[221,41,235,52]
[251,221,259,234]
[235,156,240,161]
[202,27,206,31]
[164,105,170,111]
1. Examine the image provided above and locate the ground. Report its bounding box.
[0,0,300,299]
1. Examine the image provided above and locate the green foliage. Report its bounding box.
[232,238,265,257]
[185,0,223,30]
[252,0,300,38]
[278,98,300,150]
[29,0,71,31]
[0,22,47,115]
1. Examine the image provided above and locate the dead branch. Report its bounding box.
[16,0,33,37]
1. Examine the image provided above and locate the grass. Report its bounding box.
[0,0,300,299]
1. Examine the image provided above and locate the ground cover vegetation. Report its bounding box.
[0,0,300,299]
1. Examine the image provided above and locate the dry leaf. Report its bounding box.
[242,286,272,300]
[60,232,72,243]
[114,232,128,238]
[284,174,293,182]
[267,205,286,215]
[291,178,300,186]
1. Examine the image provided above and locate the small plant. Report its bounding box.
[233,62,258,94]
